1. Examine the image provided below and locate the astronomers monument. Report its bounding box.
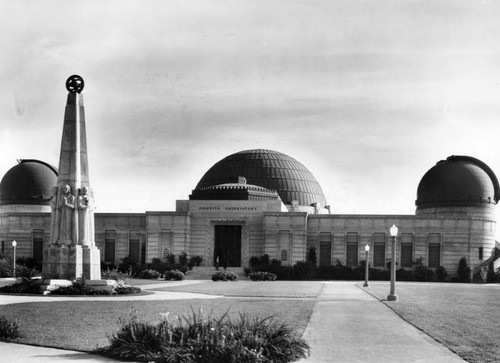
[42,75,101,280]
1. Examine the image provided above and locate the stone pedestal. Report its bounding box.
[83,245,101,280]
[42,244,84,279]
[43,244,101,280]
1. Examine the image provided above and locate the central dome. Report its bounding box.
[194,149,327,207]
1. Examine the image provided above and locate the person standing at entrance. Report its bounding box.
[215,256,220,271]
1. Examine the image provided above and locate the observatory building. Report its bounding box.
[0,150,498,278]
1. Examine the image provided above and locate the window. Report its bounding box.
[400,234,413,268]
[129,231,141,264]
[346,233,358,267]
[319,233,331,266]
[32,229,44,263]
[281,249,288,261]
[279,231,290,265]
[428,234,441,268]
[479,247,484,260]
[372,233,385,267]
[160,229,172,260]
[400,244,413,268]
[1,241,4,253]
[104,230,116,263]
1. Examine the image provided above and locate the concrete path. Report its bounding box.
[0,280,466,362]
[0,342,118,363]
[298,281,464,363]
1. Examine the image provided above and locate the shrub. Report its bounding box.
[486,262,500,283]
[212,271,239,281]
[0,257,12,277]
[165,253,176,265]
[178,264,189,275]
[139,269,161,279]
[413,265,435,281]
[16,257,41,271]
[101,261,117,271]
[436,266,450,282]
[14,265,41,278]
[307,247,317,265]
[243,267,251,277]
[117,256,140,276]
[147,260,175,274]
[249,271,277,281]
[291,261,316,280]
[396,268,414,281]
[101,268,128,281]
[178,251,188,267]
[115,281,142,295]
[249,254,270,269]
[50,276,110,296]
[0,316,20,341]
[189,255,203,268]
[164,270,184,281]
[97,309,310,362]
[0,277,41,294]
[457,257,471,282]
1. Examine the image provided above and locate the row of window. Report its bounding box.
[104,230,144,264]
[280,241,441,268]
[344,242,441,268]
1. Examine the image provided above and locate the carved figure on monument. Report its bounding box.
[49,186,59,244]
[58,184,75,244]
[77,186,95,246]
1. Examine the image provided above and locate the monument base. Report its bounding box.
[39,278,117,295]
[42,244,83,279]
[42,244,101,280]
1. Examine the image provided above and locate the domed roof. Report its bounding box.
[416,155,499,210]
[193,149,327,206]
[0,160,58,206]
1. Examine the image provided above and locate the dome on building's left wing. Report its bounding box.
[0,160,58,206]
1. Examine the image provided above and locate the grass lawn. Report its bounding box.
[361,282,500,363]
[0,282,315,352]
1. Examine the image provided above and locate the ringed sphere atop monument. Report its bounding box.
[65,75,84,93]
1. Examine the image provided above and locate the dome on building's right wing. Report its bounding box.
[416,155,499,211]
[193,149,327,207]
[0,160,58,206]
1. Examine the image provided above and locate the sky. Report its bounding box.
[0,0,499,231]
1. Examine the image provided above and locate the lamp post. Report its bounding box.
[387,225,398,301]
[363,244,370,287]
[11,240,17,278]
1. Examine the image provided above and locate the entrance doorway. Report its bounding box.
[214,225,242,268]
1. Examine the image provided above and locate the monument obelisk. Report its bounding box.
[43,75,101,280]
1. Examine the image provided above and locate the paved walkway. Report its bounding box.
[298,282,464,363]
[0,280,465,362]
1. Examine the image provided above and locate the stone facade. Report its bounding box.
[0,202,496,278]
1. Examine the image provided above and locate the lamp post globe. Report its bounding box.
[387,225,398,301]
[363,244,370,287]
